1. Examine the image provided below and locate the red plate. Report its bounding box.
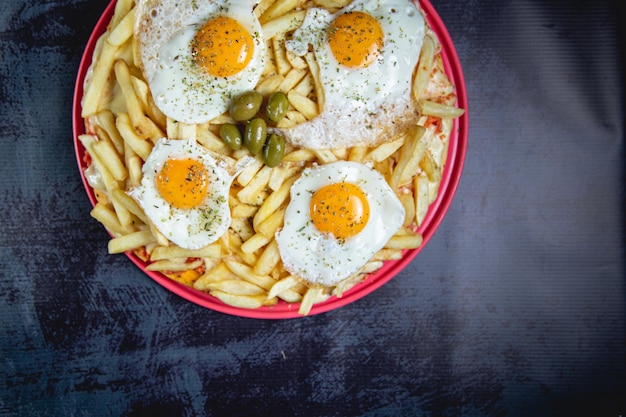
[73,0,469,319]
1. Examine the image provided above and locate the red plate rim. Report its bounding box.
[73,0,469,319]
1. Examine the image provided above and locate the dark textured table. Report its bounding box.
[1,1,624,416]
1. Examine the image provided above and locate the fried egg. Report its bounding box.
[280,0,425,149]
[128,138,251,250]
[275,161,405,286]
[134,0,266,124]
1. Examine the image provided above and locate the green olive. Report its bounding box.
[265,91,289,122]
[262,133,285,168]
[229,91,263,121]
[219,123,243,150]
[244,118,267,154]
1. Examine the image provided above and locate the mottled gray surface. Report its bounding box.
[1,0,624,416]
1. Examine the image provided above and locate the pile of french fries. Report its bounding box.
[78,0,464,315]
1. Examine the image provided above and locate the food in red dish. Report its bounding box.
[73,0,468,318]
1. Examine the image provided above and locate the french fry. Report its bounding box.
[262,10,307,39]
[272,34,292,75]
[260,0,306,24]
[114,59,164,142]
[81,39,119,116]
[150,244,222,261]
[389,125,427,190]
[231,202,258,218]
[268,275,300,299]
[196,125,231,154]
[108,229,155,254]
[255,207,286,237]
[335,265,377,296]
[223,259,276,291]
[237,165,272,205]
[126,154,143,186]
[332,148,349,160]
[278,68,307,93]
[282,148,315,163]
[437,118,453,167]
[254,239,281,276]
[298,287,325,315]
[418,100,465,119]
[385,233,423,250]
[371,248,404,262]
[115,113,152,160]
[398,192,416,228]
[95,110,125,154]
[113,59,144,125]
[276,288,305,303]
[360,261,385,275]
[177,122,197,140]
[131,75,166,129]
[419,149,442,183]
[412,34,436,102]
[90,202,135,236]
[166,117,179,139]
[414,172,429,226]
[304,52,325,111]
[232,244,259,269]
[237,156,265,187]
[313,149,337,163]
[146,258,204,272]
[433,56,456,97]
[206,280,266,296]
[253,174,296,230]
[348,146,368,163]
[110,0,134,27]
[107,7,135,46]
[286,49,308,70]
[147,221,170,248]
[268,164,302,191]
[256,74,285,97]
[241,233,272,254]
[333,276,360,298]
[80,134,135,227]
[276,110,301,128]
[211,291,272,309]
[92,139,128,182]
[293,72,314,96]
[374,158,393,181]
[287,90,318,120]
[254,0,276,19]
[230,217,255,242]
[365,136,405,163]
[194,262,239,290]
[109,188,146,227]
[208,114,236,125]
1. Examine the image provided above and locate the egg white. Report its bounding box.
[275,161,406,287]
[280,0,425,149]
[128,138,251,250]
[134,0,266,124]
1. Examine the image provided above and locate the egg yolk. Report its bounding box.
[328,11,384,69]
[192,16,255,77]
[310,182,370,240]
[156,158,209,209]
